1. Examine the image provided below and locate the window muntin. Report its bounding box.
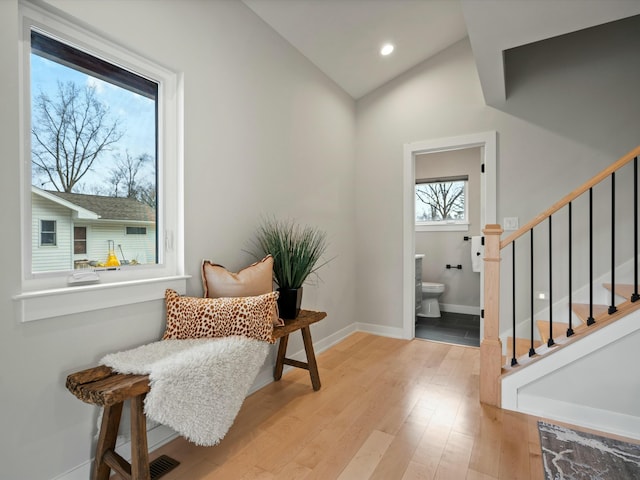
[29,30,158,274]
[40,220,56,246]
[415,176,469,229]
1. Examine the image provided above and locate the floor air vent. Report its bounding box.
[150,455,180,479]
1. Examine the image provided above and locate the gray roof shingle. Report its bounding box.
[47,191,155,222]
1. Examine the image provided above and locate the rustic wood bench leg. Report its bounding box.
[274,334,289,381]
[300,326,321,391]
[93,402,123,480]
[130,394,151,480]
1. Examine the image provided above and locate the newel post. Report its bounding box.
[480,224,503,407]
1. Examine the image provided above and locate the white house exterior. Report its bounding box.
[31,186,156,272]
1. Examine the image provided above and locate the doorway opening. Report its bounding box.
[414,147,481,345]
[402,132,497,341]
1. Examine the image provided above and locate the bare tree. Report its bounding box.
[109,151,148,197]
[31,81,123,193]
[137,184,157,209]
[416,181,465,221]
[108,151,156,208]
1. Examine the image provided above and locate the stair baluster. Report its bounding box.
[548,215,555,347]
[511,241,517,366]
[529,228,536,357]
[633,157,639,303]
[567,201,575,336]
[609,173,617,315]
[587,188,596,325]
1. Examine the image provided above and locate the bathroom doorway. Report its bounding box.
[414,148,482,346]
[402,132,497,342]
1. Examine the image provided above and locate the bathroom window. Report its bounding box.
[415,176,469,231]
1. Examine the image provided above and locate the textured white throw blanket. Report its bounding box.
[101,336,269,446]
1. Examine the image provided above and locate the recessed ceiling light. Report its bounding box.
[380,43,394,56]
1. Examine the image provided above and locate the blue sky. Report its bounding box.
[30,54,156,194]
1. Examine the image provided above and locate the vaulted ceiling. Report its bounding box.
[242,0,640,103]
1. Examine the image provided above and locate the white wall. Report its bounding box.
[355,37,640,422]
[522,328,640,418]
[0,1,356,478]
[415,148,481,310]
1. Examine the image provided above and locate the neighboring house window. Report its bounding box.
[74,227,87,254]
[415,176,469,231]
[17,2,185,322]
[40,220,56,246]
[126,227,147,235]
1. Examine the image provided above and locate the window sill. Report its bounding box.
[13,275,190,323]
[416,223,470,232]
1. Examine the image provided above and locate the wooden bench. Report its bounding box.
[66,366,178,480]
[66,309,326,479]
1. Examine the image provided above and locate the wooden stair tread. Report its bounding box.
[535,320,582,343]
[571,303,610,324]
[506,337,542,360]
[603,283,637,301]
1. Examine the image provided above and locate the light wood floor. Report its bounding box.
[146,333,546,479]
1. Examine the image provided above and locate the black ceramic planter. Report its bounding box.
[277,287,303,320]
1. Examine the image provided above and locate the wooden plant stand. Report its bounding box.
[66,366,178,480]
[272,309,327,390]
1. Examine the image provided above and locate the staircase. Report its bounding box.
[504,282,640,369]
[479,145,640,419]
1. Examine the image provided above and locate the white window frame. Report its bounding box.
[415,178,470,232]
[14,2,187,322]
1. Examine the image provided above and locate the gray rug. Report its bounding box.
[538,421,640,479]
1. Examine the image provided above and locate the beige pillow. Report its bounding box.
[162,289,276,343]
[201,255,283,326]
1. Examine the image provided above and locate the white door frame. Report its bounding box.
[402,131,497,340]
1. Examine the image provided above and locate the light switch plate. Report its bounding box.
[504,217,519,230]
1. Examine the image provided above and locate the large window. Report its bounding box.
[30,29,158,273]
[415,176,469,231]
[17,2,185,322]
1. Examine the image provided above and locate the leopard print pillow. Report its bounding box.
[162,289,277,343]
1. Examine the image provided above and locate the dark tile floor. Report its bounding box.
[415,311,480,347]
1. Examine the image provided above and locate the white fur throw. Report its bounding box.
[101,336,269,446]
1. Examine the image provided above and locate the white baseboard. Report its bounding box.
[518,394,640,442]
[438,303,481,316]
[355,321,405,339]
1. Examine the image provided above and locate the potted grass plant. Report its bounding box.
[250,217,330,319]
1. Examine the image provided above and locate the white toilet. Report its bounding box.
[421,282,445,318]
